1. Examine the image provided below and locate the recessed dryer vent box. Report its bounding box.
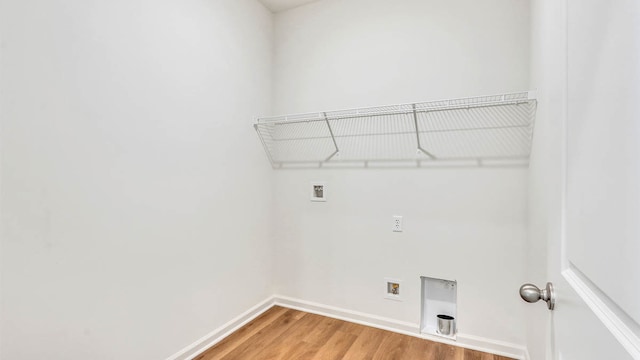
[420,276,457,339]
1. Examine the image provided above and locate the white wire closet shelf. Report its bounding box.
[254,91,537,169]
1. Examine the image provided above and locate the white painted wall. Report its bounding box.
[272,0,531,348]
[0,0,539,357]
[273,0,531,113]
[0,1,274,359]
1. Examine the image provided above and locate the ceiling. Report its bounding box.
[258,0,320,13]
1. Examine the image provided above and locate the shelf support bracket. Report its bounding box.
[413,104,436,159]
[323,112,340,162]
[254,122,277,168]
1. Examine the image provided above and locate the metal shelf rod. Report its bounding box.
[274,155,530,166]
[271,124,532,142]
[262,100,531,125]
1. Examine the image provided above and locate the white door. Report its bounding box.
[545,0,640,359]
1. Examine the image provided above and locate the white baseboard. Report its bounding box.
[274,295,528,360]
[273,295,418,334]
[166,296,276,360]
[168,294,528,360]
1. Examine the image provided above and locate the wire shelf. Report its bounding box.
[255,91,537,169]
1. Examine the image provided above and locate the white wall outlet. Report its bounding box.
[310,181,326,202]
[392,216,403,232]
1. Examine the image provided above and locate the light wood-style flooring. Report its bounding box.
[195,306,514,360]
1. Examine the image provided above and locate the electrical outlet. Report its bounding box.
[393,216,403,232]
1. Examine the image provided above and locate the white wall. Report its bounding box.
[273,0,531,112]
[0,1,274,359]
[0,0,538,357]
[272,0,531,348]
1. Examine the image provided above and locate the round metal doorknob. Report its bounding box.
[520,284,542,302]
[519,282,555,310]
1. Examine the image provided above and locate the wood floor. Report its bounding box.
[195,306,514,360]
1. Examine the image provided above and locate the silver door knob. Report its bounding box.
[519,282,555,310]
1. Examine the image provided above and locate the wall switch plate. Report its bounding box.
[393,216,403,232]
[310,181,326,202]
